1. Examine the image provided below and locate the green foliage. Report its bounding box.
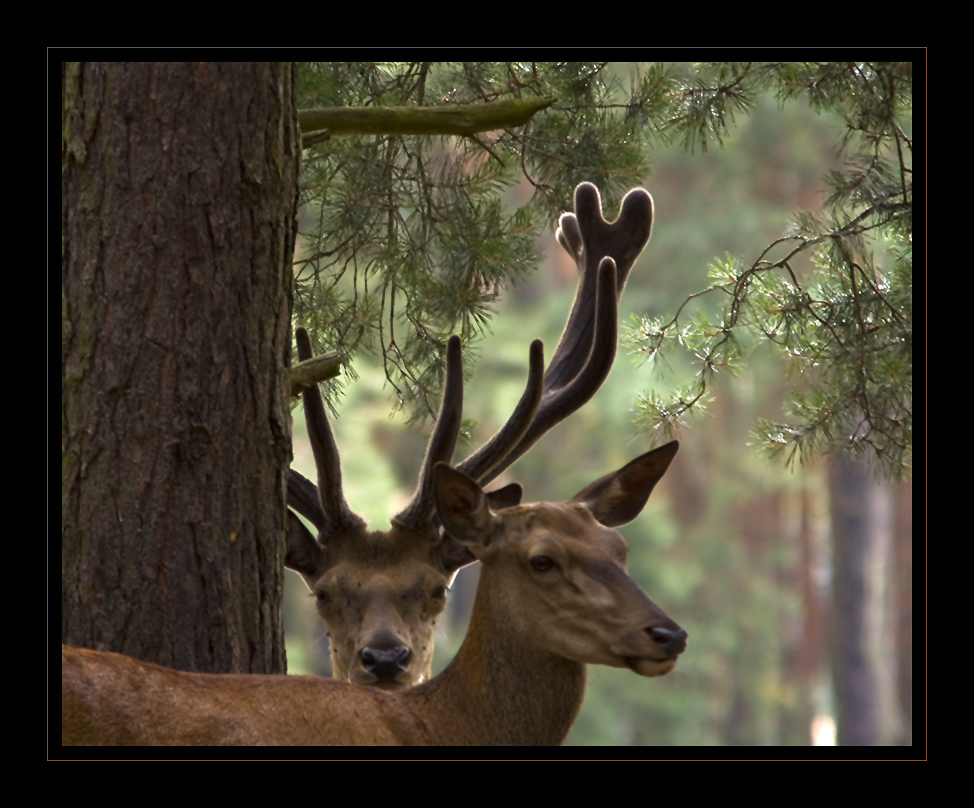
[293,62,787,418]
[658,62,761,153]
[294,61,913,478]
[624,62,913,480]
[294,62,657,418]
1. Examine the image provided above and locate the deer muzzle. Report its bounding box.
[617,623,688,678]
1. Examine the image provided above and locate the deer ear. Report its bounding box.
[433,463,497,548]
[572,442,679,528]
[486,482,522,511]
[286,510,325,584]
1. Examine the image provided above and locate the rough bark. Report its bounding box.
[61,62,300,674]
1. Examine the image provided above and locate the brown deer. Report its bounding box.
[62,441,684,746]
[285,182,655,689]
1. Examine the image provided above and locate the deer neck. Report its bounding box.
[407,566,587,746]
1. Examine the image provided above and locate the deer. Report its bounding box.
[284,181,655,690]
[62,440,684,746]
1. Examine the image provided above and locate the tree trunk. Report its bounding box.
[61,62,300,674]
[828,455,882,746]
[893,479,913,746]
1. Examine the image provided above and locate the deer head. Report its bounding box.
[62,443,685,746]
[286,182,655,690]
[434,441,685,677]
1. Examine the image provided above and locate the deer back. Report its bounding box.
[62,443,685,747]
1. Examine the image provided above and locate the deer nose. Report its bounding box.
[646,626,688,657]
[360,646,412,680]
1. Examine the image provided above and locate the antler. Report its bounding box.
[292,327,365,535]
[288,182,653,540]
[392,336,465,532]
[284,183,654,689]
[455,182,654,487]
[288,330,468,541]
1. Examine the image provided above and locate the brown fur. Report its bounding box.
[285,183,656,690]
[62,444,685,746]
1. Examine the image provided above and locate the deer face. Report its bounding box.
[288,520,459,690]
[435,443,686,679]
[288,480,522,690]
[486,504,683,677]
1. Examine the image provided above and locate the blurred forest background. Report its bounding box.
[285,63,914,746]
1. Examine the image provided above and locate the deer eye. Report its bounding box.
[314,590,330,607]
[431,586,447,601]
[530,555,556,573]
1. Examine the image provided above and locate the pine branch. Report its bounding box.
[299,97,556,140]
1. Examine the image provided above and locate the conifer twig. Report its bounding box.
[289,351,342,398]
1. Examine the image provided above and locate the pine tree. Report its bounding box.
[293,62,912,479]
[292,62,659,423]
[624,62,913,480]
[62,62,298,673]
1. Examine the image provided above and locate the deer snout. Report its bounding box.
[646,625,688,657]
[360,645,412,681]
[616,619,688,678]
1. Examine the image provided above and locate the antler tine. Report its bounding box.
[465,183,653,489]
[393,335,465,532]
[476,257,619,486]
[546,183,654,392]
[295,326,365,533]
[455,339,545,483]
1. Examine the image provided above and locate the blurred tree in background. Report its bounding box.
[287,61,916,747]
